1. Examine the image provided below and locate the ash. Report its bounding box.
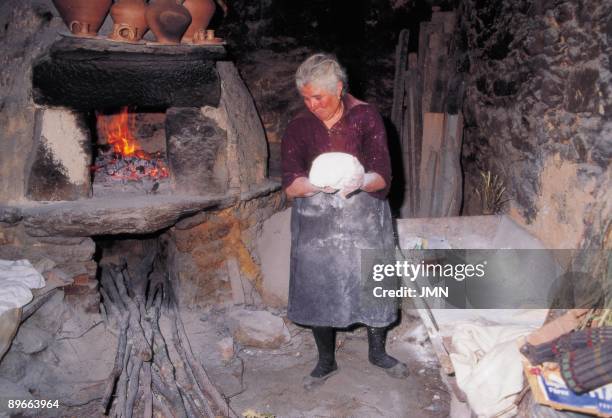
[92,148,171,196]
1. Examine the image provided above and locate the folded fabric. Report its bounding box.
[0,259,46,316]
[450,323,536,418]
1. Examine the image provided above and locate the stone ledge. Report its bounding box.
[240,179,282,201]
[2,180,281,237]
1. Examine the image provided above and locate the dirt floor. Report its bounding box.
[1,302,450,418]
[185,308,451,418]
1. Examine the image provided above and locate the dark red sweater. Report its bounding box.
[281,94,392,200]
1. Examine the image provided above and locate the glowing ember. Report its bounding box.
[93,107,170,184]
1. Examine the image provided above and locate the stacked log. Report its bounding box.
[392,8,464,218]
[99,244,237,418]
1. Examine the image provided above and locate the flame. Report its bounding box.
[94,107,170,183]
[98,106,144,158]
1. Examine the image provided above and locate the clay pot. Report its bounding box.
[145,0,192,45]
[181,0,216,43]
[52,0,112,37]
[110,0,149,42]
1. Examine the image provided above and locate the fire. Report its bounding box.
[93,107,170,184]
[97,106,145,158]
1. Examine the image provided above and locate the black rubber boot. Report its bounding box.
[367,326,409,378]
[303,326,338,390]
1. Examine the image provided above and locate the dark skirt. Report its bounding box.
[287,191,398,328]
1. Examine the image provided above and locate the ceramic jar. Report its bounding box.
[181,0,216,43]
[52,0,112,37]
[110,0,148,42]
[145,0,192,44]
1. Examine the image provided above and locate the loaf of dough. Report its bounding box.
[309,152,365,189]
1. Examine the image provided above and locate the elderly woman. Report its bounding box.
[281,53,409,389]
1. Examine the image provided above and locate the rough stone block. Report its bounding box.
[26,108,92,201]
[166,107,229,195]
[0,308,21,361]
[227,309,290,349]
[13,322,54,355]
[63,275,97,296]
[168,243,232,308]
[227,258,245,305]
[217,61,268,192]
[217,336,234,362]
[64,292,100,314]
[256,208,291,307]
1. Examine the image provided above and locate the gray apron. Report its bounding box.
[287,190,398,328]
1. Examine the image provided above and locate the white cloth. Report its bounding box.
[0,260,46,316]
[309,152,365,190]
[450,323,536,418]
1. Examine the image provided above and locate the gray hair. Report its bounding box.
[295,53,348,95]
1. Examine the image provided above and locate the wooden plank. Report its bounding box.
[417,21,431,74]
[429,152,441,217]
[391,29,410,135]
[422,32,451,114]
[419,113,464,218]
[431,10,456,34]
[418,113,445,217]
[399,54,421,218]
[400,93,413,218]
[409,54,423,217]
[440,114,463,217]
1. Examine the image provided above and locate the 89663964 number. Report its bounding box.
[7,400,59,409]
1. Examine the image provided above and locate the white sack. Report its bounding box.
[0,260,46,316]
[309,152,365,190]
[450,323,535,418]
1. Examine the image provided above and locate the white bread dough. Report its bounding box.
[309,152,365,189]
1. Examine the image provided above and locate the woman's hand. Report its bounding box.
[321,186,338,194]
[339,172,386,198]
[286,177,325,199]
[339,171,364,199]
[360,172,386,193]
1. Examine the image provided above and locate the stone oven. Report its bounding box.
[1,35,282,311]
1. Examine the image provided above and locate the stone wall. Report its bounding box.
[0,0,64,203]
[459,0,611,250]
[0,221,98,312]
[167,192,285,308]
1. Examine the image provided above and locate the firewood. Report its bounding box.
[168,304,216,418]
[113,266,152,362]
[152,391,174,418]
[101,268,127,311]
[142,363,153,418]
[101,310,130,414]
[171,298,238,418]
[151,367,188,418]
[98,251,234,418]
[178,386,201,418]
[124,357,143,418]
[115,343,132,418]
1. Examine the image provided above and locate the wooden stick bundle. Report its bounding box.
[100,248,237,418]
